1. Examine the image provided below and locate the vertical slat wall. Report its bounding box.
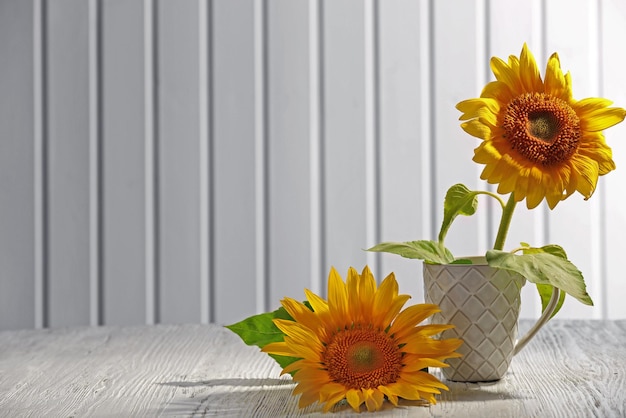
[101,0,148,326]
[377,0,430,301]
[266,1,319,304]
[602,0,626,320]
[46,0,93,327]
[0,0,36,329]
[156,0,207,324]
[2,0,626,331]
[212,0,261,323]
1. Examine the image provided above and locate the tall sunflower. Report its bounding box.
[457,43,626,209]
[262,266,462,413]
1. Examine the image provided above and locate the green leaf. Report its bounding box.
[520,243,568,259]
[367,240,455,264]
[536,283,567,318]
[517,244,568,317]
[225,306,300,371]
[486,250,593,306]
[450,258,474,264]
[438,184,479,244]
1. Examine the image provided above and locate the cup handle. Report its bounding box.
[513,287,560,356]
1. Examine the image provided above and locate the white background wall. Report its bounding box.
[1,0,626,331]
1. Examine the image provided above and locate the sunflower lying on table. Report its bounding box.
[261,266,462,412]
[227,266,462,413]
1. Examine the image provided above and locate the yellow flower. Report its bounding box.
[262,266,462,413]
[457,43,626,209]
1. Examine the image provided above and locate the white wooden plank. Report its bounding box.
[544,0,602,319]
[100,0,147,325]
[0,0,36,330]
[46,0,93,327]
[266,1,317,306]
[156,0,204,323]
[376,0,430,301]
[0,321,624,416]
[600,0,626,320]
[488,0,544,319]
[322,0,371,280]
[432,0,488,257]
[211,0,261,325]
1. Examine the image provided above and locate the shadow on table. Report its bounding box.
[157,377,303,417]
[439,378,527,403]
[157,378,429,416]
[160,377,288,388]
[156,377,524,416]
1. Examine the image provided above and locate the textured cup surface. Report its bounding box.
[423,261,525,382]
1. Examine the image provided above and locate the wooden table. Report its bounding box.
[0,320,624,417]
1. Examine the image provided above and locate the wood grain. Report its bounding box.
[0,320,624,417]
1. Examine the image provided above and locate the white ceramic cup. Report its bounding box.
[423,257,559,382]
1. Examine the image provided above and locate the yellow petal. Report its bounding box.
[388,304,440,340]
[492,155,519,193]
[358,266,377,322]
[461,119,492,140]
[346,267,362,321]
[574,97,614,112]
[280,297,320,332]
[571,156,599,198]
[544,52,569,100]
[399,371,449,392]
[327,267,349,325]
[379,294,411,329]
[456,98,500,120]
[261,342,298,359]
[364,388,384,412]
[579,107,626,132]
[400,356,450,371]
[490,56,521,92]
[374,272,398,309]
[320,383,348,412]
[519,43,543,92]
[481,80,514,103]
[378,385,399,406]
[402,336,464,356]
[346,389,364,412]
[577,135,615,175]
[525,166,545,209]
[297,388,319,409]
[383,381,420,401]
[413,323,455,337]
[304,288,328,314]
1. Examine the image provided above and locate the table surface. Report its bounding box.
[0,320,624,417]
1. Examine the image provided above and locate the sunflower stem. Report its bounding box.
[493,193,517,251]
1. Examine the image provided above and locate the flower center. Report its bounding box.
[323,327,402,390]
[502,92,581,166]
[529,111,558,141]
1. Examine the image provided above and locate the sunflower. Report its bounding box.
[262,266,462,413]
[457,43,626,209]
